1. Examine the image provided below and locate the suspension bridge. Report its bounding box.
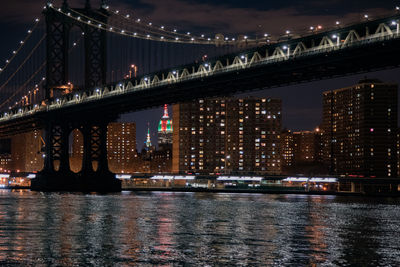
[0,0,399,191]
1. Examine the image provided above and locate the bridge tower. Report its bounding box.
[31,0,121,192]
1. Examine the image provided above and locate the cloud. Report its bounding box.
[128,0,391,37]
[0,0,392,39]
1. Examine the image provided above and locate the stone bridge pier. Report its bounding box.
[31,116,121,192]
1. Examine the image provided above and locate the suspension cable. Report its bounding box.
[0,33,46,94]
[0,61,46,110]
[0,18,42,75]
[48,4,256,46]
[3,37,84,111]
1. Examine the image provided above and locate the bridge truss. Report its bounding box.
[0,1,399,191]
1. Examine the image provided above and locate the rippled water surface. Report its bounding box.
[0,190,399,266]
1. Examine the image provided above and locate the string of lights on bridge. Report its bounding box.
[0,18,41,75]
[2,7,400,117]
[3,38,83,111]
[45,3,270,46]
[0,34,47,97]
[44,2,400,48]
[3,2,400,113]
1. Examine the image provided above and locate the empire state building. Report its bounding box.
[158,104,173,150]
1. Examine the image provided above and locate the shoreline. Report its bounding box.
[121,187,400,197]
[3,186,400,197]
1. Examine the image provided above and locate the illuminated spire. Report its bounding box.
[162,104,169,118]
[158,104,173,133]
[145,123,152,150]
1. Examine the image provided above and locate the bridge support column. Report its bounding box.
[42,121,55,174]
[32,120,120,192]
[78,122,120,192]
[81,124,94,174]
[96,122,109,174]
[58,124,71,173]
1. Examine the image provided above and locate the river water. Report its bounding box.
[0,190,399,266]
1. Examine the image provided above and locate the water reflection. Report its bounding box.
[0,190,398,265]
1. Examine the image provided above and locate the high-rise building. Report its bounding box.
[158,104,173,151]
[281,130,294,168]
[322,79,398,177]
[281,128,325,174]
[172,97,282,174]
[70,129,83,173]
[293,130,320,163]
[397,129,400,177]
[70,122,137,173]
[0,139,12,172]
[11,130,43,172]
[107,122,136,173]
[144,124,153,152]
[0,154,12,172]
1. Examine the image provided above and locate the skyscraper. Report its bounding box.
[322,79,398,177]
[107,122,137,173]
[70,122,137,173]
[11,130,43,172]
[281,128,325,175]
[158,104,173,151]
[172,97,282,174]
[144,124,153,152]
[281,130,294,169]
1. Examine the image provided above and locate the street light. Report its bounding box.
[129,64,138,78]
[392,20,399,34]
[332,34,340,46]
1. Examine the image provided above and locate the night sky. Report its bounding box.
[0,0,399,149]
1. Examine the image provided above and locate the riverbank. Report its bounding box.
[4,186,400,197]
[122,187,400,197]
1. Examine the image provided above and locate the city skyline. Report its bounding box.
[0,1,400,266]
[1,1,400,146]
